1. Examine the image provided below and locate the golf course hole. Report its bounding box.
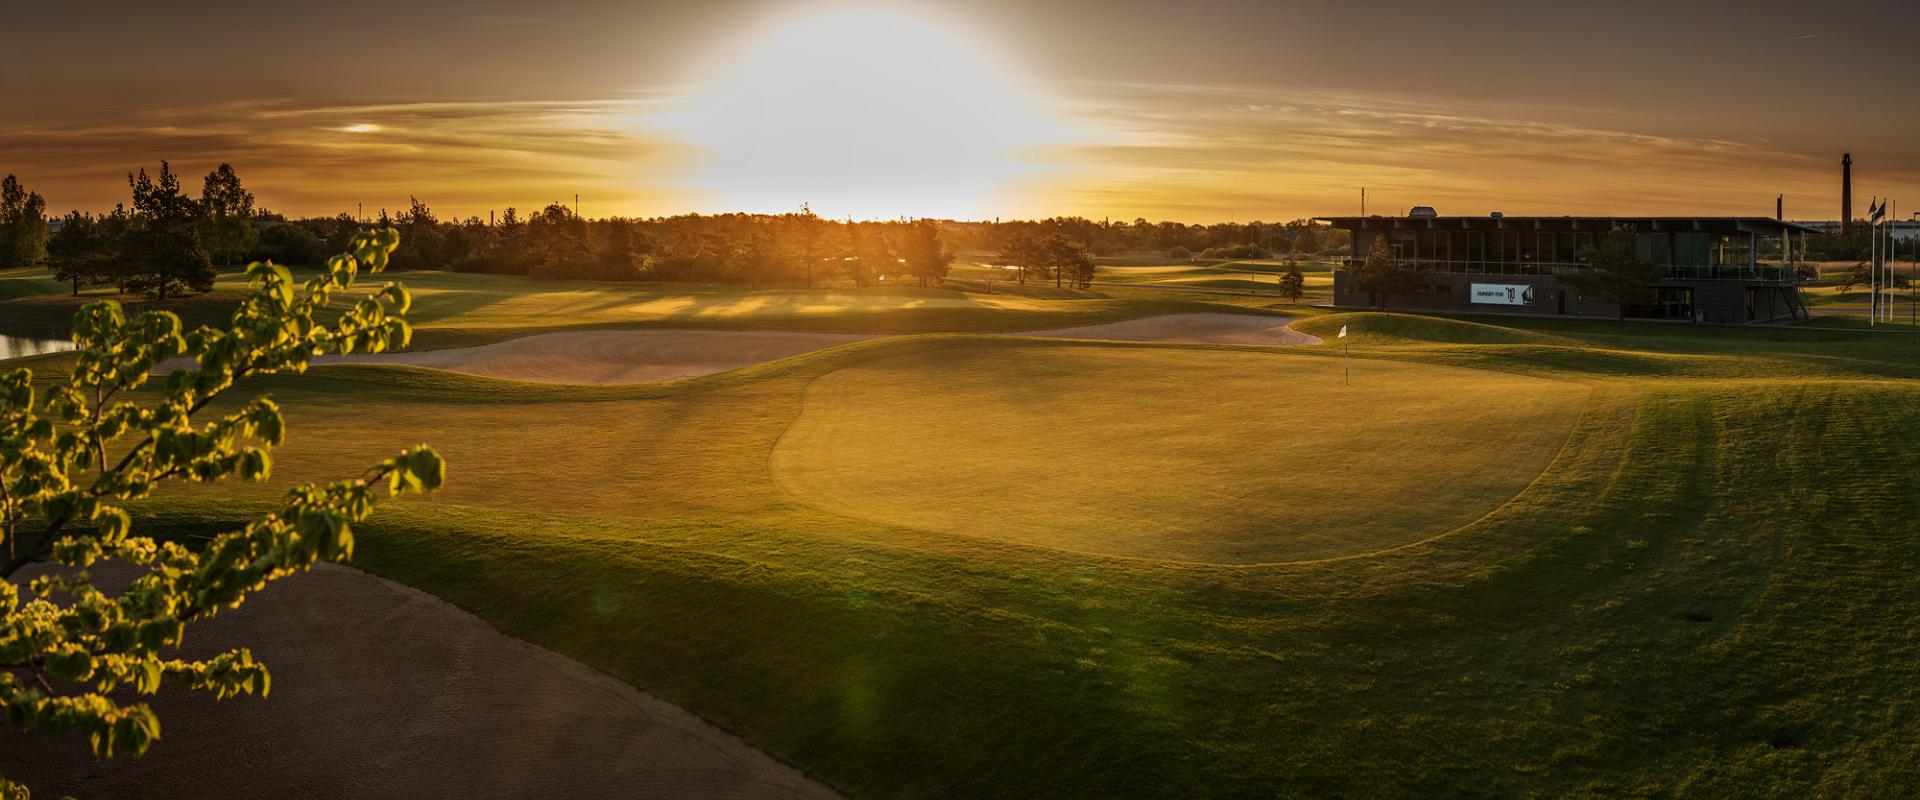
[771,344,1591,564]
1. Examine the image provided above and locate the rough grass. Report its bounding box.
[25,289,1920,797]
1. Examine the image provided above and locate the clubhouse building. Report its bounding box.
[1317,211,1820,323]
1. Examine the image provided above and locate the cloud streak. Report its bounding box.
[0,98,690,219]
[1012,83,1909,221]
[5,84,1914,223]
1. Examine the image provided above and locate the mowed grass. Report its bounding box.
[771,345,1587,563]
[0,267,1246,347]
[1090,261,1336,300]
[0,266,64,301]
[23,291,1920,796]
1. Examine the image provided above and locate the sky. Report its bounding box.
[2,0,1916,223]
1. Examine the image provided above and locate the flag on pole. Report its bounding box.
[1338,324,1349,338]
[1871,199,1887,223]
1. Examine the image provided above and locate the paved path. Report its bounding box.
[2,561,843,800]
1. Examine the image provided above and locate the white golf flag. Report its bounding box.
[1338,324,1348,338]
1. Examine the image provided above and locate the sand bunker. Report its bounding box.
[1016,313,1320,346]
[335,329,874,384]
[153,330,874,385]
[148,315,1311,386]
[1,561,841,800]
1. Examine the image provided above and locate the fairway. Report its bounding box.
[771,345,1589,563]
[32,308,1920,799]
[0,268,1263,349]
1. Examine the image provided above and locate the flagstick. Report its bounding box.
[1871,202,1878,327]
[1873,199,1889,320]
[1338,323,1350,386]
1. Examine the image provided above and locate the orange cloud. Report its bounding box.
[0,97,692,220]
[1010,84,1915,222]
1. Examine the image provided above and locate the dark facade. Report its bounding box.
[1317,215,1819,324]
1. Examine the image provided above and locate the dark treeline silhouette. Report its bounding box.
[259,205,1347,288]
[31,164,1896,299]
[14,164,1360,297]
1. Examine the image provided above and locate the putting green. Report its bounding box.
[771,345,1591,563]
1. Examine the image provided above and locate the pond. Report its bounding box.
[0,334,78,361]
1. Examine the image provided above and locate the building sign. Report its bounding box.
[1470,283,1536,306]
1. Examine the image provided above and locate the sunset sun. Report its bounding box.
[671,8,1071,220]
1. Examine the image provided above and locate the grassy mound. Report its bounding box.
[771,343,1587,563]
[1293,311,1570,346]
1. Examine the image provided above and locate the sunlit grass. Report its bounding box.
[19,267,1920,797]
[771,343,1587,563]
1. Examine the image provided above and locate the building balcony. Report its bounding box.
[1337,258,1798,283]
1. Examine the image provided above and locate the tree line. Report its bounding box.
[2,163,255,299]
[4,164,1356,299]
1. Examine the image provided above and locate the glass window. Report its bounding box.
[1674,233,1711,266]
[1635,232,1672,265]
[1521,232,1543,264]
[1392,232,1417,261]
[1462,232,1485,264]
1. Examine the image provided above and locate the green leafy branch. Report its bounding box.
[0,228,444,797]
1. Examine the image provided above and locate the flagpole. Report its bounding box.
[1871,199,1878,327]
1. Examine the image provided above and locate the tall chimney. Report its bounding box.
[1842,153,1853,233]
[1777,194,1783,221]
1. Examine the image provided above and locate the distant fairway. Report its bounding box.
[771,345,1588,563]
[0,267,1253,347]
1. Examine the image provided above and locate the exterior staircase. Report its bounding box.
[1783,285,1810,320]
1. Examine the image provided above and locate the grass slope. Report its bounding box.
[771,343,1587,563]
[28,293,1920,797]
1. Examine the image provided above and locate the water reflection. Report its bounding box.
[0,335,78,361]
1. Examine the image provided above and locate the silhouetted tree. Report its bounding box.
[0,175,50,268]
[1042,234,1095,289]
[783,206,824,288]
[844,224,891,287]
[125,162,215,300]
[900,220,952,287]
[390,196,447,270]
[253,221,327,266]
[46,211,119,295]
[999,232,1043,284]
[1279,259,1306,304]
[198,163,257,268]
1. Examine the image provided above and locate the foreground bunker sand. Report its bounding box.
[1,562,843,800]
